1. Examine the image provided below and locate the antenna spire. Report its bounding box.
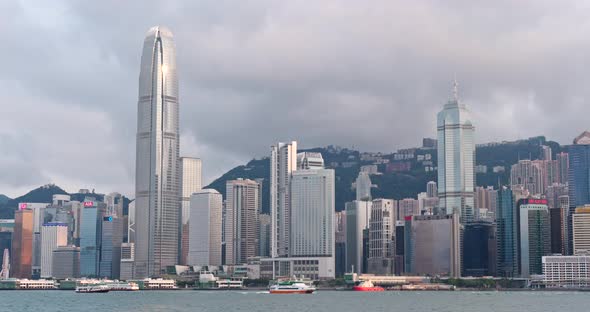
[453,76,459,102]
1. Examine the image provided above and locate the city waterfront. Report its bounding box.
[2,290,590,312]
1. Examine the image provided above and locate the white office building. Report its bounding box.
[543,255,590,288]
[355,172,372,201]
[188,189,222,266]
[40,223,68,278]
[290,168,335,261]
[573,206,590,255]
[368,199,396,275]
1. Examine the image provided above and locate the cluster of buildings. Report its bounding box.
[3,25,590,290]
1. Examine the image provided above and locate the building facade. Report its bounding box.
[188,189,222,266]
[573,206,590,255]
[543,255,590,288]
[134,26,180,278]
[345,200,371,274]
[99,216,124,279]
[52,246,80,279]
[80,201,100,276]
[437,82,475,222]
[496,187,518,277]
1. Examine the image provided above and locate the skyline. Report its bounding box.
[3,1,590,198]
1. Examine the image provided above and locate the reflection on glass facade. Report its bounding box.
[135,26,180,278]
[437,82,475,222]
[496,187,517,277]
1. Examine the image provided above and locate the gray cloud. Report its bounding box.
[1,0,589,197]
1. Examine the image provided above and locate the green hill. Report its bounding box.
[0,195,10,205]
[205,137,564,212]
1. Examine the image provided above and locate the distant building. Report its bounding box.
[345,200,371,274]
[517,199,551,277]
[11,209,33,278]
[355,172,372,201]
[541,145,552,161]
[426,181,437,198]
[40,222,68,278]
[437,81,475,222]
[496,187,518,277]
[573,206,590,255]
[258,214,271,258]
[52,246,80,279]
[225,179,260,265]
[188,189,222,266]
[550,195,570,255]
[397,199,419,221]
[475,165,487,174]
[422,138,437,149]
[368,199,396,275]
[556,152,569,185]
[404,214,461,277]
[394,221,405,275]
[543,254,590,288]
[179,157,202,265]
[297,152,324,170]
[510,160,544,196]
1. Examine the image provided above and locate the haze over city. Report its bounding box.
[1,1,590,197]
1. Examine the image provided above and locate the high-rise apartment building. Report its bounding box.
[397,198,419,221]
[368,199,396,275]
[510,160,544,196]
[225,179,261,265]
[517,199,551,277]
[134,26,180,278]
[270,141,297,258]
[40,222,68,278]
[437,82,475,222]
[11,209,33,278]
[290,168,335,259]
[188,189,222,266]
[556,152,569,185]
[180,157,202,265]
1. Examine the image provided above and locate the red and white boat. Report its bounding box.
[352,281,385,292]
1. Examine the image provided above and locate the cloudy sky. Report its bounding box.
[1,0,589,198]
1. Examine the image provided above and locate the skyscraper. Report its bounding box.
[572,206,590,255]
[225,179,261,265]
[80,200,101,277]
[496,187,518,277]
[180,157,202,265]
[11,209,33,278]
[270,141,297,258]
[188,189,222,266]
[345,200,371,274]
[437,81,475,222]
[99,215,124,279]
[135,26,180,277]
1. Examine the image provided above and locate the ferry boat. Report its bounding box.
[269,280,316,294]
[352,281,385,292]
[75,285,110,293]
[104,282,140,291]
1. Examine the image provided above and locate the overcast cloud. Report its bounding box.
[1,0,589,198]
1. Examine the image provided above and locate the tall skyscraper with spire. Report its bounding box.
[437,81,475,222]
[134,26,180,277]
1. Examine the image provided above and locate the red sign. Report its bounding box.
[527,199,548,205]
[405,216,412,221]
[83,201,94,207]
[19,203,27,210]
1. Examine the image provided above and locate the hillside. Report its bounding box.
[205,137,565,212]
[0,195,9,205]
